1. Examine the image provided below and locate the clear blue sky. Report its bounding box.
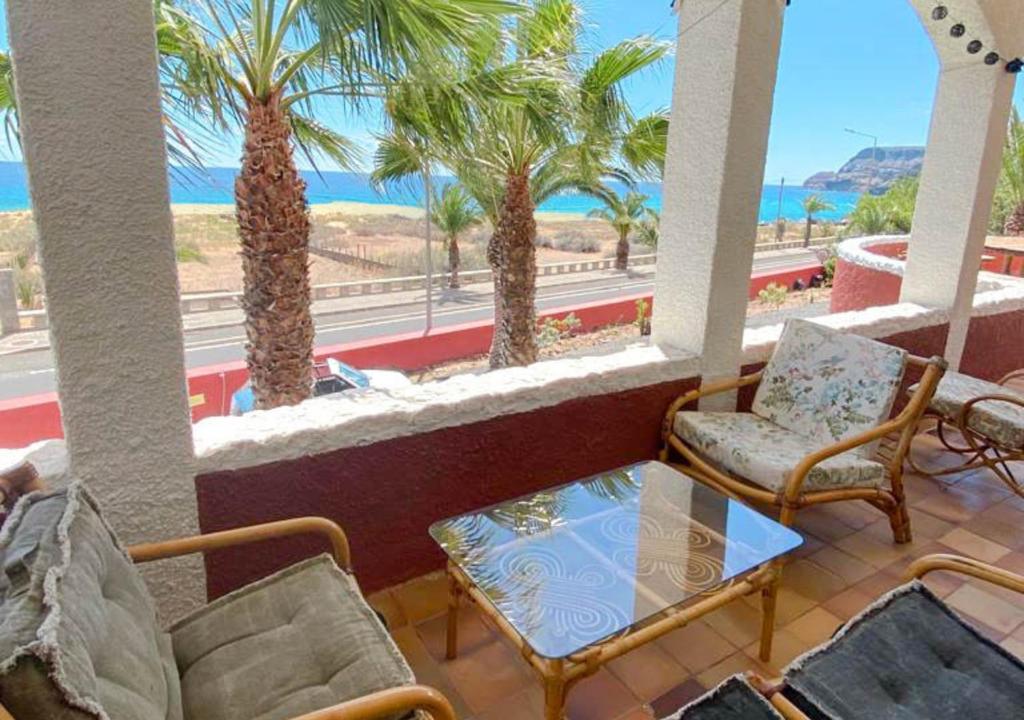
[1,0,1022,184]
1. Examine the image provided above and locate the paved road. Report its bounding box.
[0,250,820,400]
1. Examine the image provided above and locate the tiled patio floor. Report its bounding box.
[366,439,1024,719]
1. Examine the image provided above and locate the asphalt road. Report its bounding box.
[0,250,819,400]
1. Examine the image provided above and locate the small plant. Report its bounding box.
[634,298,651,336]
[536,312,582,348]
[14,269,39,309]
[758,282,788,309]
[174,242,207,264]
[534,235,554,249]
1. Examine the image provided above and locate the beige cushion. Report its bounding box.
[675,412,886,493]
[753,319,907,458]
[0,483,182,720]
[915,371,1024,450]
[171,555,414,720]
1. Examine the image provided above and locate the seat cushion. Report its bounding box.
[753,319,907,458]
[784,582,1024,720]
[171,555,414,720]
[916,371,1024,450]
[675,412,886,493]
[661,675,783,719]
[0,483,181,720]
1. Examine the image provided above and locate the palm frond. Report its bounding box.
[622,110,669,180]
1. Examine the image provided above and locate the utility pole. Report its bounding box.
[775,177,785,243]
[845,128,880,190]
[423,161,433,333]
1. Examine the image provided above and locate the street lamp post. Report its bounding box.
[844,127,880,190]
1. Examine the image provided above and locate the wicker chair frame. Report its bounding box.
[660,354,947,544]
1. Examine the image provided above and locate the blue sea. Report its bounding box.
[0,162,858,222]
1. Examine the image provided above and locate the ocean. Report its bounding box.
[0,162,859,222]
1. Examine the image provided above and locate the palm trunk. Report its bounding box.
[235,93,314,409]
[1005,201,1024,236]
[804,215,812,247]
[615,229,629,270]
[488,171,538,368]
[448,235,461,289]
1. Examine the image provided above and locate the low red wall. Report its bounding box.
[194,318,970,599]
[830,239,1024,313]
[0,392,62,448]
[0,264,824,445]
[830,240,906,313]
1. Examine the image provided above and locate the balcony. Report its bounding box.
[2,1,1024,719]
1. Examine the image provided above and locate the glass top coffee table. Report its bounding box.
[430,461,802,720]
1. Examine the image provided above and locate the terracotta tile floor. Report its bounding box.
[366,440,1024,719]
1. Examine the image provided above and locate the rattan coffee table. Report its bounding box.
[429,461,803,719]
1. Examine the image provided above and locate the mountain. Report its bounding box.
[804,146,924,195]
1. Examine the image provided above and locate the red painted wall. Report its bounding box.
[0,392,62,447]
[829,240,907,313]
[196,376,702,597]
[194,318,969,599]
[960,309,1024,381]
[829,239,1024,313]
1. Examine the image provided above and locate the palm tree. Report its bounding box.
[636,207,660,248]
[848,195,889,237]
[998,107,1024,235]
[801,194,834,247]
[880,177,919,234]
[431,183,483,288]
[156,0,515,409]
[587,190,650,270]
[374,0,668,368]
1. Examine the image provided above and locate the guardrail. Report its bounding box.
[173,253,659,315]
[13,237,834,330]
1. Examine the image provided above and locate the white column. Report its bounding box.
[901,64,1016,368]
[652,0,786,408]
[7,0,202,617]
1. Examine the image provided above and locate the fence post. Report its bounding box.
[0,268,18,335]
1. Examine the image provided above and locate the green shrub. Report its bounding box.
[553,233,600,253]
[758,282,788,309]
[536,312,582,348]
[174,242,207,264]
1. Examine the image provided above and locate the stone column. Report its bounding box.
[651,0,786,408]
[7,0,201,618]
[0,269,17,335]
[901,64,1016,368]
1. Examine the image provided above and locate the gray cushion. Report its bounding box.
[0,483,182,720]
[784,582,1024,720]
[170,554,414,720]
[662,675,783,720]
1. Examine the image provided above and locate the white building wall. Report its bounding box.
[652,0,786,407]
[7,0,202,618]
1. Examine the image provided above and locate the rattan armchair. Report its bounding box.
[661,320,946,543]
[0,482,457,720]
[908,368,1024,497]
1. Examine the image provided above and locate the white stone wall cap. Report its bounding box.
[836,235,909,277]
[193,344,700,473]
[741,302,949,364]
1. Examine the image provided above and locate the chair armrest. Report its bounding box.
[127,516,352,572]
[289,685,457,720]
[746,674,811,720]
[998,368,1024,386]
[662,372,764,439]
[782,356,946,502]
[903,553,1024,594]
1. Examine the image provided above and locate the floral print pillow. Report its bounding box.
[752,320,907,457]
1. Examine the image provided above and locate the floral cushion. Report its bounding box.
[912,371,1024,450]
[752,319,907,458]
[674,412,887,493]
